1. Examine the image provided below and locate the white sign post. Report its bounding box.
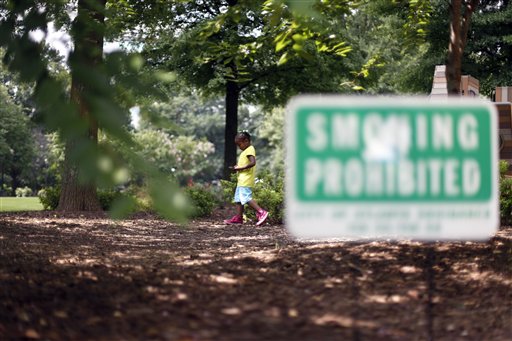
[285,96,499,240]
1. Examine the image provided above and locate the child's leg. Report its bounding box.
[223,187,245,224]
[223,201,244,224]
[236,202,244,217]
[247,199,263,213]
[248,199,269,226]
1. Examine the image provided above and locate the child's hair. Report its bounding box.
[236,131,251,141]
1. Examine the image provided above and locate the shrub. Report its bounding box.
[15,186,33,197]
[220,173,238,205]
[124,185,151,211]
[500,177,512,226]
[37,186,129,211]
[184,184,219,218]
[500,161,512,225]
[132,131,216,185]
[1,184,12,196]
[98,189,124,211]
[499,160,509,177]
[37,186,60,210]
[252,171,284,224]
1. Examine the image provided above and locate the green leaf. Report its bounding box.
[154,71,177,83]
[292,33,306,43]
[276,39,291,52]
[149,178,189,222]
[109,195,138,219]
[277,52,289,66]
[297,49,314,61]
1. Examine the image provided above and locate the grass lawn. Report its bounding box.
[0,197,43,212]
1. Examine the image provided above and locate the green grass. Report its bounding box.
[0,197,44,212]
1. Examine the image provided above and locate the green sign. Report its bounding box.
[286,96,498,240]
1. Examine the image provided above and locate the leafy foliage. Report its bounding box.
[38,185,131,212]
[117,0,357,177]
[131,130,216,185]
[464,0,512,96]
[0,0,189,219]
[184,184,220,218]
[97,189,125,211]
[252,171,284,224]
[335,0,434,94]
[15,186,33,198]
[0,85,35,195]
[257,107,285,173]
[500,177,512,226]
[499,160,512,226]
[373,0,512,96]
[37,186,60,210]
[220,173,238,205]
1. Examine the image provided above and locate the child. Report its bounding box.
[223,131,269,226]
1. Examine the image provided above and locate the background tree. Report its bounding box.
[446,0,479,95]
[136,90,225,178]
[464,0,512,96]
[110,0,354,178]
[58,0,106,211]
[130,130,216,185]
[0,46,67,195]
[0,86,35,196]
[337,0,511,96]
[0,0,188,219]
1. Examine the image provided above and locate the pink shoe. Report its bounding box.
[223,215,243,225]
[256,210,269,226]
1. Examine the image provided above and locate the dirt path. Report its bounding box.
[0,212,511,340]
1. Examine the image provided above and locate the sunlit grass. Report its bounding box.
[0,197,43,212]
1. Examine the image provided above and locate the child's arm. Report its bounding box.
[234,155,256,171]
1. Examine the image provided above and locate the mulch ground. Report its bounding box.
[0,211,511,341]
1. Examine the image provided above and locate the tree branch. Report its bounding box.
[460,0,479,49]
[237,65,306,91]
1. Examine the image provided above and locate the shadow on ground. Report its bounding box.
[0,212,511,340]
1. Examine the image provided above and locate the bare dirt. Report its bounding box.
[0,211,511,341]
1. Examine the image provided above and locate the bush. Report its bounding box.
[499,160,509,177]
[98,189,124,211]
[221,171,284,224]
[184,184,219,218]
[15,186,33,197]
[1,184,12,196]
[500,177,512,226]
[220,173,238,204]
[37,186,127,211]
[252,171,284,224]
[37,186,60,210]
[500,160,512,226]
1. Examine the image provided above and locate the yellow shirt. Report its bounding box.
[237,145,256,187]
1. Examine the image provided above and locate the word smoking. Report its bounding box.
[303,111,482,198]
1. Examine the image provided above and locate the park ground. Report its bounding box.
[0,210,511,341]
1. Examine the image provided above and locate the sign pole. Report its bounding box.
[424,245,436,341]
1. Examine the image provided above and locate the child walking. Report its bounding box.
[223,131,269,226]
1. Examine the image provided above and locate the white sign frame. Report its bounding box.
[285,95,499,240]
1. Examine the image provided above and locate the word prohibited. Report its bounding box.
[286,96,498,240]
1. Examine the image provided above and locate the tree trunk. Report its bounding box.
[446,0,479,95]
[223,80,239,180]
[0,167,4,195]
[10,170,19,197]
[58,0,105,211]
